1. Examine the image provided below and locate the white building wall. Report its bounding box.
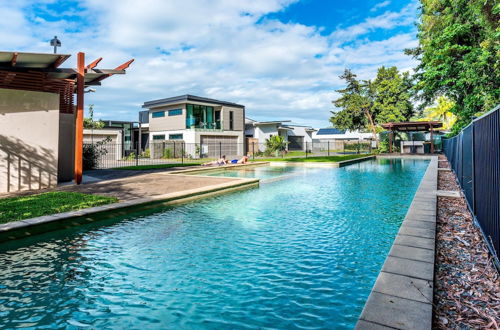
[0,88,60,193]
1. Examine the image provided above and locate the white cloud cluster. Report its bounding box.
[0,0,418,128]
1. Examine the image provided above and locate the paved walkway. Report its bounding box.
[58,172,238,201]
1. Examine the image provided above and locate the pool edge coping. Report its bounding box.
[267,155,376,167]
[355,155,438,330]
[0,178,259,242]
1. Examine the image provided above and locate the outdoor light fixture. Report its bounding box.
[50,36,61,54]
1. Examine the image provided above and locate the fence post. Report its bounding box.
[252,142,255,160]
[305,142,308,158]
[199,143,202,159]
[182,142,184,164]
[472,123,476,213]
[219,142,222,158]
[328,141,330,156]
[173,142,176,160]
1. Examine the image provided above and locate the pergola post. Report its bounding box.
[74,52,85,184]
[389,128,393,153]
[430,125,434,153]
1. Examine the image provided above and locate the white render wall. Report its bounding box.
[0,88,60,193]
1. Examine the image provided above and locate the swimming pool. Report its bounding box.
[199,164,316,180]
[0,158,429,329]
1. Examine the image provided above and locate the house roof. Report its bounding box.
[142,94,245,109]
[0,51,129,86]
[316,128,346,135]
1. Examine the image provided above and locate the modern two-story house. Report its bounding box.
[142,95,245,158]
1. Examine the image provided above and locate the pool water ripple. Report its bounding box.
[0,159,428,329]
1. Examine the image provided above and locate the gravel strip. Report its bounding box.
[438,170,460,191]
[434,179,500,328]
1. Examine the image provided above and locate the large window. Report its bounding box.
[186,104,215,129]
[168,109,182,116]
[152,111,165,118]
[169,134,183,140]
[152,134,165,140]
[229,111,234,130]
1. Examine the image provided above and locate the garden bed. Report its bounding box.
[434,173,500,328]
[438,170,460,191]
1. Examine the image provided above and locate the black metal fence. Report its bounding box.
[443,105,500,263]
[83,140,373,170]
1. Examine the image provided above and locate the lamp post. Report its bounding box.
[50,36,61,54]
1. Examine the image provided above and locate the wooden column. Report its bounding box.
[430,125,434,153]
[74,52,85,184]
[389,129,393,153]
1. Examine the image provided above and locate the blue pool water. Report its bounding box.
[0,159,429,329]
[201,165,309,179]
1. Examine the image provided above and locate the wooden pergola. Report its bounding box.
[0,51,133,184]
[380,121,443,153]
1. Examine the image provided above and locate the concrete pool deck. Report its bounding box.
[356,155,438,330]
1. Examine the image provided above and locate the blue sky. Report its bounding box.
[0,0,419,128]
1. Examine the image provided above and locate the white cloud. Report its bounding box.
[0,0,418,128]
[331,2,416,42]
[370,0,391,12]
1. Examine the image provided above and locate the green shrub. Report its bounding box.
[83,137,111,170]
[162,148,173,159]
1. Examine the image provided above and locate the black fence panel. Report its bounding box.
[443,105,500,262]
[461,125,474,207]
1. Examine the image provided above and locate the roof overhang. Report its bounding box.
[143,94,245,109]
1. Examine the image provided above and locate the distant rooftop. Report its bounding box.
[142,94,245,109]
[316,128,346,135]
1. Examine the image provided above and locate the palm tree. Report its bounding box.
[421,96,457,130]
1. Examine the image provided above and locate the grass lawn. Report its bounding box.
[252,154,373,163]
[113,163,203,171]
[0,192,118,224]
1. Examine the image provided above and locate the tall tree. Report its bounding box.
[330,67,414,141]
[407,0,499,134]
[330,69,377,140]
[373,66,414,123]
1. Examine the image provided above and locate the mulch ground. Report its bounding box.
[434,168,500,329]
[438,170,460,191]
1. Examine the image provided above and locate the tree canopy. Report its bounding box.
[330,66,414,139]
[407,0,499,134]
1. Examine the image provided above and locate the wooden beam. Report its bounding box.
[11,52,18,66]
[86,57,102,70]
[86,59,134,85]
[52,55,67,68]
[74,52,85,185]
[115,59,134,70]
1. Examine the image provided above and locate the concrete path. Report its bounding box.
[58,172,238,201]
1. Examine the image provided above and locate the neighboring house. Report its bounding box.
[313,128,373,141]
[284,124,316,151]
[244,118,291,152]
[142,95,245,158]
[83,128,123,161]
[244,119,316,151]
[313,128,376,149]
